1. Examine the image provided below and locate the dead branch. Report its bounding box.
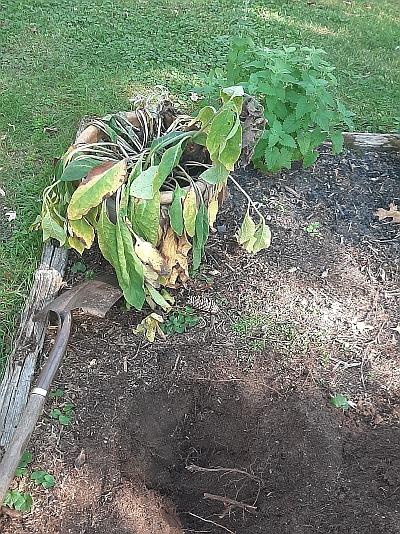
[203,492,257,515]
[186,464,261,482]
[188,512,235,534]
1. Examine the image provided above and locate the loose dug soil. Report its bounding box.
[2,148,400,534]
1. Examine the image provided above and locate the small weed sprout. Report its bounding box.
[30,471,55,489]
[305,221,321,237]
[330,393,350,410]
[50,403,74,426]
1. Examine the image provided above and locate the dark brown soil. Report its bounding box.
[2,148,400,534]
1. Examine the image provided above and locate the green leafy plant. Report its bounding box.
[162,306,199,335]
[330,393,350,410]
[50,403,74,426]
[15,450,33,477]
[3,490,33,512]
[49,388,64,399]
[304,221,321,237]
[30,470,55,489]
[70,260,87,274]
[199,37,353,172]
[38,88,268,313]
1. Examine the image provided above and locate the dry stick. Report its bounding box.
[203,493,257,515]
[188,512,235,534]
[186,464,261,482]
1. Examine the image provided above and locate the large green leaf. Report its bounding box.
[61,157,108,182]
[219,123,242,171]
[130,166,158,200]
[154,140,185,190]
[206,109,236,157]
[97,202,122,279]
[129,193,160,245]
[67,160,127,220]
[115,215,145,309]
[169,184,185,236]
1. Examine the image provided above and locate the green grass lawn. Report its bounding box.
[0,0,399,370]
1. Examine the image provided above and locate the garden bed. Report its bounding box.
[1,147,399,534]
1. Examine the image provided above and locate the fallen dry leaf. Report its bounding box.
[375,203,400,224]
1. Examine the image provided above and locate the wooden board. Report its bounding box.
[0,243,67,448]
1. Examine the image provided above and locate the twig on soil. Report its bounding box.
[186,464,261,482]
[187,512,235,534]
[203,492,257,515]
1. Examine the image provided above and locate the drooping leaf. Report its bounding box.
[67,160,127,220]
[68,235,85,254]
[60,157,108,182]
[146,284,172,312]
[154,139,186,190]
[160,227,178,271]
[69,217,95,248]
[115,215,145,310]
[42,211,67,245]
[192,201,209,271]
[199,162,229,185]
[133,232,169,275]
[128,192,160,245]
[133,312,165,342]
[206,108,236,157]
[252,220,271,253]
[237,210,256,245]
[219,122,242,171]
[208,197,219,229]
[169,183,185,236]
[183,188,197,237]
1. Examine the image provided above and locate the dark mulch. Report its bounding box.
[2,148,400,534]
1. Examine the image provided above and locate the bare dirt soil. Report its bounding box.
[2,148,400,534]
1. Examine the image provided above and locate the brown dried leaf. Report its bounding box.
[375,203,400,223]
[160,227,178,270]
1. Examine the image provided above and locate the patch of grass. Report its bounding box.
[1,0,398,371]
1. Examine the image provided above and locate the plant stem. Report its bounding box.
[228,174,264,220]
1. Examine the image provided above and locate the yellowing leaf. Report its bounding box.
[133,313,165,342]
[133,232,169,275]
[68,235,85,254]
[252,220,271,253]
[69,217,95,248]
[183,188,197,237]
[375,203,400,224]
[208,197,219,230]
[160,227,178,270]
[237,210,256,245]
[67,160,127,220]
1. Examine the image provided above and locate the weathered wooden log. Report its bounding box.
[341,132,400,152]
[0,243,67,448]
